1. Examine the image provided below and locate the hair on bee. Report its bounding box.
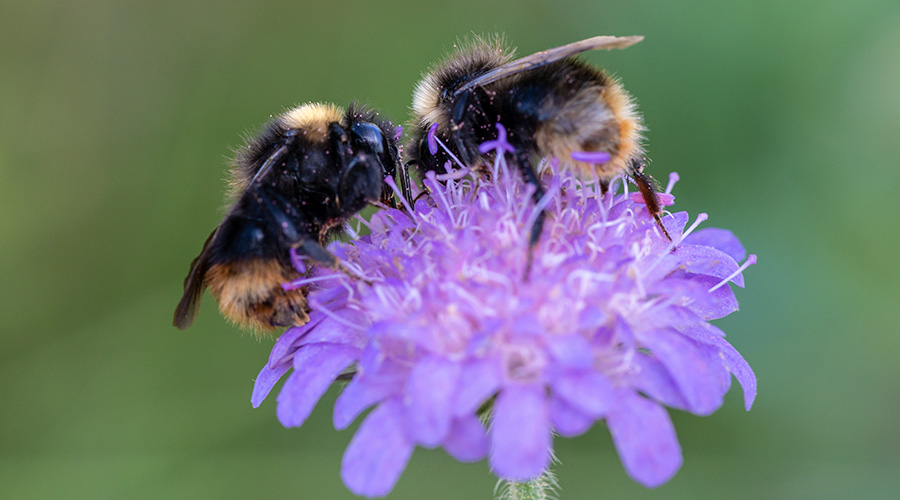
[174,102,400,334]
[406,35,671,258]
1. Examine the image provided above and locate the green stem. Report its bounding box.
[495,467,559,500]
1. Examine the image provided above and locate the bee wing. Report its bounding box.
[173,228,218,329]
[454,35,644,95]
[173,140,295,329]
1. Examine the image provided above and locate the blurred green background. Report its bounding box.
[2,0,899,498]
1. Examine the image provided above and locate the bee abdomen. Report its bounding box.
[206,259,309,333]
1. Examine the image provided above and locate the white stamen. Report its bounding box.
[426,171,458,227]
[680,212,708,244]
[283,273,346,290]
[522,182,555,241]
[353,213,373,231]
[434,134,468,171]
[644,212,709,277]
[665,172,680,194]
[709,254,757,293]
[310,301,367,330]
[344,222,359,240]
[435,166,471,181]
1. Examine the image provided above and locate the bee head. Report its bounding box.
[349,120,400,205]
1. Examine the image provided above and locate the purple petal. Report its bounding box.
[707,337,756,410]
[267,318,323,368]
[342,398,414,498]
[251,360,291,408]
[577,306,608,332]
[308,283,350,307]
[405,356,461,447]
[298,310,367,348]
[674,323,755,410]
[547,335,593,369]
[662,211,690,240]
[675,245,743,287]
[333,372,404,430]
[443,414,488,462]
[275,344,359,428]
[453,358,502,416]
[490,384,551,481]
[628,354,689,410]
[606,391,682,488]
[644,282,722,328]
[641,330,727,415]
[683,275,739,320]
[693,342,734,395]
[549,395,594,437]
[683,228,746,262]
[551,370,615,417]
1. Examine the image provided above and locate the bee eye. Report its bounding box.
[351,122,395,176]
[351,122,387,155]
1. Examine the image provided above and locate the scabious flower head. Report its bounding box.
[252,135,757,497]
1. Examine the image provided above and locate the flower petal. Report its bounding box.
[443,414,489,462]
[683,228,746,262]
[251,360,291,408]
[642,330,727,415]
[454,358,502,416]
[551,370,614,417]
[341,398,414,497]
[490,384,551,481]
[275,344,359,428]
[675,245,743,287]
[333,371,404,430]
[628,354,688,410]
[298,309,367,348]
[606,391,682,488]
[718,340,757,411]
[547,334,594,369]
[682,275,739,320]
[267,318,322,368]
[405,356,461,447]
[675,323,756,410]
[549,395,594,437]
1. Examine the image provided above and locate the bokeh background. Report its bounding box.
[2,0,899,498]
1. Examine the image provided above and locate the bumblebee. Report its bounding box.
[173,102,400,333]
[407,35,671,244]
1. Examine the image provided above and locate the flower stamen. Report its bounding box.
[709,254,758,293]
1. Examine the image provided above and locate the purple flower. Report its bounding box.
[252,151,757,497]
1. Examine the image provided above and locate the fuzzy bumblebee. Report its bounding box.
[174,102,400,333]
[407,35,670,243]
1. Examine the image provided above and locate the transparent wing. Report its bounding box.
[173,228,217,329]
[172,141,293,329]
[454,35,643,95]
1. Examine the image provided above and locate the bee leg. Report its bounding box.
[599,179,610,195]
[514,149,546,280]
[250,184,346,272]
[294,237,339,269]
[399,160,415,209]
[629,159,673,242]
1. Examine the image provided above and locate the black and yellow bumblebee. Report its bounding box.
[173,102,400,333]
[406,35,671,244]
